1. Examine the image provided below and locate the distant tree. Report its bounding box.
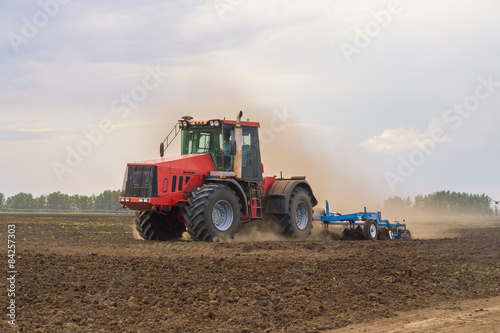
[94,190,121,211]
[81,195,94,211]
[411,191,493,217]
[34,195,47,210]
[70,194,94,211]
[1,189,125,213]
[6,192,35,210]
[384,196,412,212]
[413,194,426,212]
[47,192,71,210]
[69,195,80,211]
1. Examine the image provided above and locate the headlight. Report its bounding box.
[214,120,220,126]
[183,121,187,127]
[209,120,214,126]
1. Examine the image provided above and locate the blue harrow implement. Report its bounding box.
[317,201,411,240]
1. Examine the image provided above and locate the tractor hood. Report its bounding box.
[130,153,216,174]
[120,153,216,205]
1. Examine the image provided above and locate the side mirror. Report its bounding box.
[229,140,237,156]
[160,142,165,157]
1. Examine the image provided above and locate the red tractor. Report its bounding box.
[119,111,317,241]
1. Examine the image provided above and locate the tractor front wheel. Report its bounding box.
[134,210,186,241]
[184,184,242,241]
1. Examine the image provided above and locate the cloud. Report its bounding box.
[359,119,451,154]
[0,130,50,141]
[0,127,68,141]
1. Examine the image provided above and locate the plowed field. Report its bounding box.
[1,214,499,332]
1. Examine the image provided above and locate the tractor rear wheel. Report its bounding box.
[363,219,378,241]
[184,183,242,241]
[277,187,313,239]
[134,210,186,241]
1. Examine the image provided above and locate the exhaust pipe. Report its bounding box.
[233,111,243,179]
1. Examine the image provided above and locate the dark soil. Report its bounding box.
[0,214,499,332]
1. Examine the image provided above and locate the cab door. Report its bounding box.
[241,126,262,182]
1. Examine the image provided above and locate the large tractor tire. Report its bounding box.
[134,210,186,241]
[363,219,378,241]
[276,187,313,239]
[184,183,242,241]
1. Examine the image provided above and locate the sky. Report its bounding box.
[1,0,499,209]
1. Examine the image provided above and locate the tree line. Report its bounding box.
[0,190,124,213]
[0,189,497,216]
[384,191,498,217]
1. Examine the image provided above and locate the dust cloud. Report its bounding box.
[140,67,490,241]
[380,204,500,240]
[231,229,286,242]
[138,66,385,215]
[219,220,344,243]
[132,224,144,240]
[308,221,343,241]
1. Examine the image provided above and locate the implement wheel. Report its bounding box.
[364,219,378,241]
[388,229,395,239]
[134,210,186,241]
[183,183,242,241]
[402,229,412,239]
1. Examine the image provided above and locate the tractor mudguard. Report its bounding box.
[263,179,317,214]
[203,177,248,215]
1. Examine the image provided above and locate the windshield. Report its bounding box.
[181,129,223,155]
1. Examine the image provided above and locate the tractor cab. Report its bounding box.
[177,118,262,182]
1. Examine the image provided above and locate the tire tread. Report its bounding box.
[184,183,241,241]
